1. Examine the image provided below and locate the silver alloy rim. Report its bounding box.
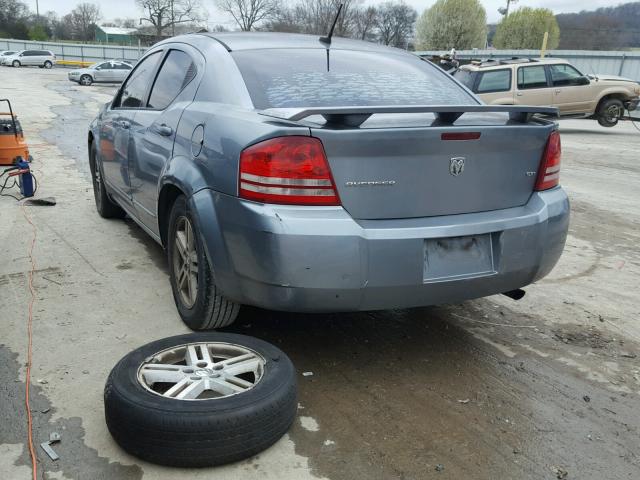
[81,75,91,85]
[173,216,198,308]
[137,342,266,400]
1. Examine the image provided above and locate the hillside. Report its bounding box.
[556,2,640,49]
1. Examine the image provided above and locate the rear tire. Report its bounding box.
[12,60,20,68]
[89,143,125,219]
[597,98,624,127]
[80,74,93,86]
[43,60,53,69]
[168,195,240,330]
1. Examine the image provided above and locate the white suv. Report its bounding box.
[2,50,56,69]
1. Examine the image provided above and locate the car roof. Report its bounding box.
[462,58,570,71]
[195,31,406,55]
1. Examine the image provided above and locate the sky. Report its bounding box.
[26,0,627,27]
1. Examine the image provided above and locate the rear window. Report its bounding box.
[453,69,476,90]
[232,49,476,109]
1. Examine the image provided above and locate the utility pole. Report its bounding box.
[498,0,518,17]
[35,0,40,20]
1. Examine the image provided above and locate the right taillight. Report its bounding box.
[534,130,561,191]
[239,136,340,206]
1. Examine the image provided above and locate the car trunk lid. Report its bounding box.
[261,105,557,220]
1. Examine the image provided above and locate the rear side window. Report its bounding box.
[452,69,476,90]
[148,50,196,110]
[115,51,162,108]
[232,49,476,109]
[517,66,548,90]
[476,69,511,93]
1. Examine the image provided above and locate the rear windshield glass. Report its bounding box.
[232,49,476,109]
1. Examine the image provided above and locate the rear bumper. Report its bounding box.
[191,188,570,312]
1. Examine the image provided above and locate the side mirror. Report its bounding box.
[577,76,590,86]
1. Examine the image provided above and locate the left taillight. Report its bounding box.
[534,130,561,191]
[239,136,340,206]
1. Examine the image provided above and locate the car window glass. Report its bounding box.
[517,66,548,90]
[452,69,476,90]
[550,64,584,87]
[115,51,162,108]
[476,69,511,93]
[147,50,196,110]
[233,49,476,108]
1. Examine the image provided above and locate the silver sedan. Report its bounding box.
[68,60,132,86]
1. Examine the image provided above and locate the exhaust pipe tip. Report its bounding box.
[502,289,526,301]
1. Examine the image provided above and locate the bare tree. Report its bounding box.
[353,6,377,41]
[376,1,416,47]
[69,3,102,41]
[137,0,203,38]
[215,0,280,31]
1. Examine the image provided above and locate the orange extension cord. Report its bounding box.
[21,203,38,480]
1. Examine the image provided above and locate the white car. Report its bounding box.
[68,61,133,86]
[2,50,56,68]
[0,51,17,64]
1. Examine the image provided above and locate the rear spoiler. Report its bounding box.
[259,105,559,127]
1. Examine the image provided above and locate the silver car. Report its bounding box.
[68,61,133,86]
[2,49,55,68]
[88,33,569,330]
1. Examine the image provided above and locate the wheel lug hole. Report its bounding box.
[213,364,224,371]
[183,368,194,374]
[196,361,208,368]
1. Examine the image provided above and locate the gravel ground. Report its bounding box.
[1,67,639,480]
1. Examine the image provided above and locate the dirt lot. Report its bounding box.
[1,67,639,480]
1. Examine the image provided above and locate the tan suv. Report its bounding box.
[454,58,640,127]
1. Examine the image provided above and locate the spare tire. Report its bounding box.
[104,333,297,467]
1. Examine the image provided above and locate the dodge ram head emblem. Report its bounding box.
[449,157,465,176]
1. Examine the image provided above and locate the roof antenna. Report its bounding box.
[320,3,343,45]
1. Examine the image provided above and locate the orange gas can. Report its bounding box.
[0,99,32,166]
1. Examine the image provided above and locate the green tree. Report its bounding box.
[28,24,48,41]
[493,7,560,49]
[415,0,486,50]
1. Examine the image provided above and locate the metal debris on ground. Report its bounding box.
[583,395,591,403]
[435,464,445,472]
[458,398,470,404]
[302,371,314,377]
[40,432,61,461]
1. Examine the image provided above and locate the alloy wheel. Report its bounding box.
[137,342,265,400]
[173,216,198,308]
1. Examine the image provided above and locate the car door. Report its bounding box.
[548,63,593,114]
[515,65,553,106]
[92,62,108,82]
[99,51,163,205]
[21,51,35,66]
[474,68,513,104]
[128,48,199,230]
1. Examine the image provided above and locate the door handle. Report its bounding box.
[516,92,523,96]
[120,120,130,129]
[153,124,173,137]
[555,89,561,93]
